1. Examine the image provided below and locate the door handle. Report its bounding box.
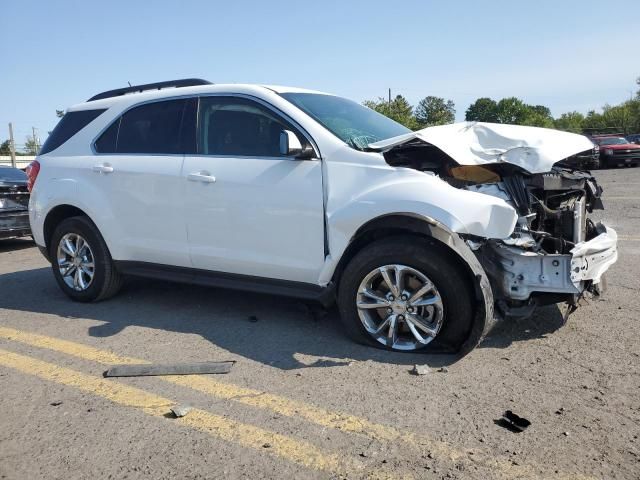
[187,171,216,183]
[93,164,114,173]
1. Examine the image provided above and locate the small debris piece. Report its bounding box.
[359,452,368,458]
[170,405,192,418]
[248,315,259,323]
[500,410,531,432]
[412,364,430,375]
[262,443,271,448]
[563,431,570,436]
[437,367,449,373]
[49,401,63,406]
[104,361,235,377]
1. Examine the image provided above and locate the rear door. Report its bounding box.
[182,95,325,283]
[91,98,195,266]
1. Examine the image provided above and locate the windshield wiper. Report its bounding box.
[346,137,364,151]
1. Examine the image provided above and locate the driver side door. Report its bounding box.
[182,95,326,284]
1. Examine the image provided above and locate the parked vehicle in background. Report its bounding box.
[27,79,618,354]
[558,140,599,170]
[626,133,640,145]
[592,135,640,168]
[0,166,31,239]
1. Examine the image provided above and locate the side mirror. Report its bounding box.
[279,130,302,156]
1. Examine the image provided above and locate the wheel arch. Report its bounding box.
[43,204,93,255]
[331,213,495,354]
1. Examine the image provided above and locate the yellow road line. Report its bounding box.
[0,348,357,477]
[0,326,593,480]
[0,326,418,444]
[618,235,640,241]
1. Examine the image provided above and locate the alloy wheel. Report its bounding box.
[356,264,444,350]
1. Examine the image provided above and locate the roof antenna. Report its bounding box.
[127,81,132,87]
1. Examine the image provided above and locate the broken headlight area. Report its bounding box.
[458,166,617,317]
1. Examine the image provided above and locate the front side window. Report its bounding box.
[198,97,299,157]
[280,92,410,149]
[95,99,191,154]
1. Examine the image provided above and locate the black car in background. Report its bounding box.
[0,166,31,239]
[558,140,600,170]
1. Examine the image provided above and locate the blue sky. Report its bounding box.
[1,0,637,148]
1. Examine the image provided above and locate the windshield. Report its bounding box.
[280,92,411,149]
[596,137,629,145]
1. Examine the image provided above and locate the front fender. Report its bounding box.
[325,171,517,272]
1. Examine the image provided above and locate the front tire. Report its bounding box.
[337,236,474,353]
[49,216,122,302]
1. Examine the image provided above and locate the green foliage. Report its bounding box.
[0,140,11,155]
[465,98,498,122]
[23,136,39,155]
[366,75,640,136]
[363,95,419,129]
[553,112,585,133]
[414,96,455,127]
[495,97,530,124]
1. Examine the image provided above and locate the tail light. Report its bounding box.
[25,160,40,192]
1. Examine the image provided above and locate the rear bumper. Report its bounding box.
[0,210,31,239]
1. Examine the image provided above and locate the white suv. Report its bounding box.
[27,79,618,353]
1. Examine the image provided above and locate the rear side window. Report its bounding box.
[40,109,106,155]
[95,99,189,154]
[94,118,120,153]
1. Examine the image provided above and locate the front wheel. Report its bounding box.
[337,236,474,352]
[49,216,122,302]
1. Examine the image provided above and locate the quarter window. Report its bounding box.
[198,97,301,157]
[95,99,191,154]
[40,109,106,155]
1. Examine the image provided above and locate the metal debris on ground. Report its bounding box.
[412,364,430,375]
[170,405,192,418]
[500,410,531,432]
[104,361,235,378]
[49,401,63,406]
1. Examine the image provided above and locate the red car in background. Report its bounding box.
[592,135,640,168]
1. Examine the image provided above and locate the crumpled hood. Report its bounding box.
[368,121,595,174]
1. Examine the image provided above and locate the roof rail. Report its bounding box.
[87,78,212,102]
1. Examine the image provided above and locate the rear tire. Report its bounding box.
[49,216,122,302]
[337,236,475,353]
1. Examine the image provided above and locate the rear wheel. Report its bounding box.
[50,216,122,302]
[337,236,474,352]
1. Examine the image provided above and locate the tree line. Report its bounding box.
[364,76,640,135]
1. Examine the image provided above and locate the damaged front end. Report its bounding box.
[464,168,617,318]
[371,122,618,319]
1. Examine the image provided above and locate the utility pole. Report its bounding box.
[388,88,391,107]
[32,126,39,154]
[8,123,16,168]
